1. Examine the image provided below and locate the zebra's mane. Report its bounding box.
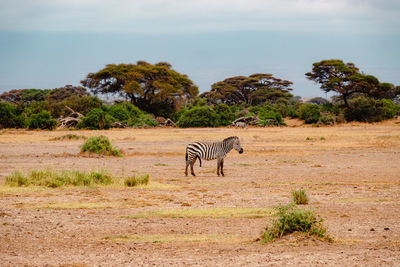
[223,136,238,142]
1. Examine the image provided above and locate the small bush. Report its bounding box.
[5,171,28,186]
[318,113,336,125]
[80,136,122,156]
[124,174,150,187]
[0,102,26,129]
[298,103,321,124]
[260,203,330,243]
[213,104,237,126]
[27,110,57,130]
[5,169,113,188]
[77,108,114,129]
[50,134,87,141]
[249,104,284,126]
[177,106,218,127]
[107,102,157,127]
[292,189,309,205]
[345,97,397,122]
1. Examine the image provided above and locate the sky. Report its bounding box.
[0,0,399,97]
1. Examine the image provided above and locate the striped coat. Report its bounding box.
[185,136,243,176]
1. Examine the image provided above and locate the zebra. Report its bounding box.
[185,136,244,177]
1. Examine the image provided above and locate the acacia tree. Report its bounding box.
[0,89,50,104]
[306,59,399,107]
[201,73,293,106]
[81,61,199,116]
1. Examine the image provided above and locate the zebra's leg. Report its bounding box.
[185,160,191,176]
[190,158,197,176]
[217,158,221,176]
[220,158,225,176]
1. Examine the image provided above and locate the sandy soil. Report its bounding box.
[1,120,400,266]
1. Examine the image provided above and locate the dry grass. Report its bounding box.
[104,234,248,243]
[123,207,272,219]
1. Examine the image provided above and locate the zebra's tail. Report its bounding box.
[197,155,202,167]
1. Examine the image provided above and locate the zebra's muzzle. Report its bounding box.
[239,148,243,154]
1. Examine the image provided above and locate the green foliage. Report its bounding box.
[298,103,321,124]
[213,104,237,126]
[77,108,114,129]
[80,136,122,156]
[249,104,284,126]
[81,61,198,117]
[201,73,293,106]
[5,169,112,188]
[108,104,131,122]
[124,174,150,187]
[306,59,399,107]
[345,97,397,122]
[318,113,336,125]
[260,203,330,243]
[108,102,157,127]
[292,189,309,205]
[177,106,218,127]
[44,85,88,102]
[21,89,51,102]
[27,110,57,130]
[0,102,26,128]
[49,134,87,141]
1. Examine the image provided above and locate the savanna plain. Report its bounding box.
[1,120,400,266]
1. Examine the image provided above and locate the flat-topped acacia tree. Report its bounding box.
[201,73,293,106]
[81,61,199,117]
[306,59,400,108]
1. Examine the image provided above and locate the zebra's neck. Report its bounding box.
[222,138,235,154]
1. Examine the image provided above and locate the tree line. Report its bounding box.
[1,59,399,130]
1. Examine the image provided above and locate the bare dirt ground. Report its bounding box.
[1,119,400,266]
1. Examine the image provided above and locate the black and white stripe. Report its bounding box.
[185,136,243,176]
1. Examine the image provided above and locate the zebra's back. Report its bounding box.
[186,141,221,161]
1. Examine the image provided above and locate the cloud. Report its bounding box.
[0,0,399,34]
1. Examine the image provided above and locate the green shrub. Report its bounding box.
[77,108,114,129]
[107,102,157,127]
[318,113,336,125]
[345,97,397,122]
[177,106,218,127]
[5,171,28,186]
[108,104,131,122]
[292,189,309,205]
[260,203,330,243]
[249,104,284,126]
[49,134,87,141]
[27,110,57,130]
[124,174,150,187]
[298,103,321,124]
[0,102,26,128]
[5,169,113,188]
[80,136,122,156]
[213,104,237,126]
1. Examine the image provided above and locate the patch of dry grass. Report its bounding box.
[123,207,272,219]
[104,234,248,243]
[338,198,393,203]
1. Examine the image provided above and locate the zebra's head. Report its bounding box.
[232,137,243,154]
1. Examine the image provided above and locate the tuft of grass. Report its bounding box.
[154,163,168,166]
[80,135,122,156]
[260,203,331,243]
[5,169,113,188]
[292,189,309,205]
[123,207,272,219]
[50,134,87,141]
[124,174,149,187]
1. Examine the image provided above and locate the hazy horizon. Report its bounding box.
[1,0,399,98]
